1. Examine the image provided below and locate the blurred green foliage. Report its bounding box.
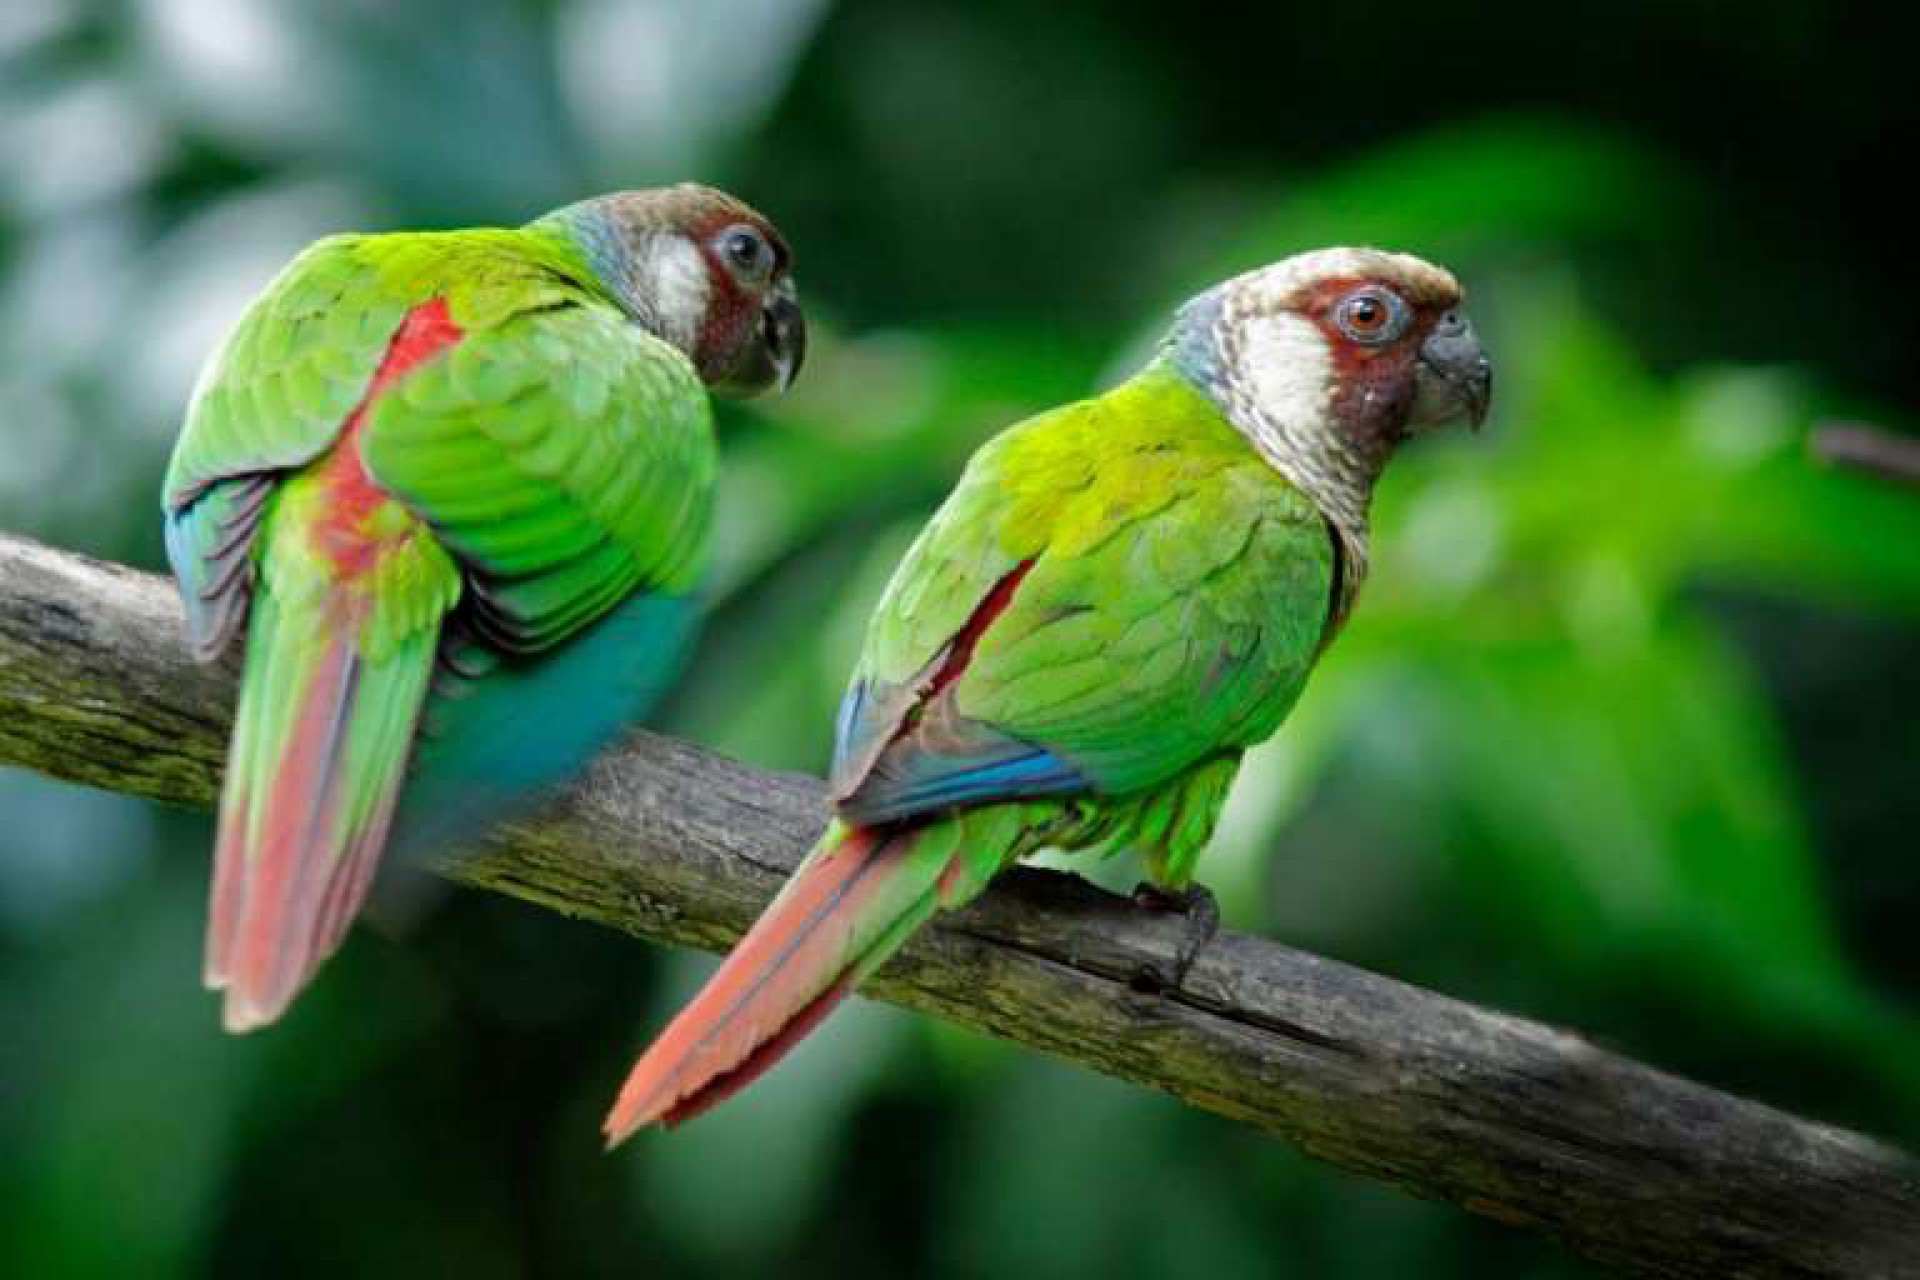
[3,3,1917,1278]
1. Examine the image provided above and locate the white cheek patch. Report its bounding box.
[1238,311,1333,434]
[638,235,709,352]
[1216,293,1371,562]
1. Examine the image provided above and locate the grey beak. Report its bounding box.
[1415,308,1493,430]
[766,277,806,393]
[711,276,807,399]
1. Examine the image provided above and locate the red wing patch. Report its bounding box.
[311,298,465,576]
[921,558,1036,704]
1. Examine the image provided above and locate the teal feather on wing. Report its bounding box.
[391,590,700,863]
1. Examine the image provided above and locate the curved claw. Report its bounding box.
[1130,882,1221,992]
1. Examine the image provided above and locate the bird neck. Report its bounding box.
[1160,297,1374,591]
[527,202,705,356]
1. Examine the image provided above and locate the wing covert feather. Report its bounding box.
[362,304,713,654]
[164,236,406,510]
[162,237,412,653]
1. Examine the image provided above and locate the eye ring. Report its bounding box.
[1333,287,1409,346]
[718,224,772,281]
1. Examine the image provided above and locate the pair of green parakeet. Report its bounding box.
[162,183,1490,1144]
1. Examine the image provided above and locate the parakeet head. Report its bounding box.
[1171,247,1490,548]
[536,183,806,397]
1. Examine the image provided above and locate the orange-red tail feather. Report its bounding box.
[605,826,931,1143]
[201,297,462,1031]
[204,613,433,1032]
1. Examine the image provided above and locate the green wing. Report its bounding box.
[163,223,704,660]
[162,235,410,656]
[361,301,713,655]
[164,235,408,509]
[833,365,1336,822]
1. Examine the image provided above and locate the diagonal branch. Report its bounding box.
[1813,421,1920,489]
[1,528,1916,1280]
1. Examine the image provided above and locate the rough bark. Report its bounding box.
[2,529,1916,1280]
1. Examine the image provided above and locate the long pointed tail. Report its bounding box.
[604,816,1005,1143]
[204,590,438,1032]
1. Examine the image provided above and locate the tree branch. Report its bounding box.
[1,528,1915,1280]
[1813,422,1920,489]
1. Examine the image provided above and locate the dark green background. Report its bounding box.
[3,2,1917,1276]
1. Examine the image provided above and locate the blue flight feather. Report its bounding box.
[840,740,1087,826]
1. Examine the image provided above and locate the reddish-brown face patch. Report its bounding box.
[683,206,792,382]
[1296,276,1451,460]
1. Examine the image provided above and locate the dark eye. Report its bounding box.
[719,225,771,279]
[1333,287,1409,345]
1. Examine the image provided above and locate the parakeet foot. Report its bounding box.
[1130,882,1220,993]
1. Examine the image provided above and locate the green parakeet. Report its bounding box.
[604,247,1489,1139]
[163,184,805,1032]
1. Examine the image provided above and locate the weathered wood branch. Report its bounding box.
[2,528,1916,1280]
[1814,422,1920,489]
